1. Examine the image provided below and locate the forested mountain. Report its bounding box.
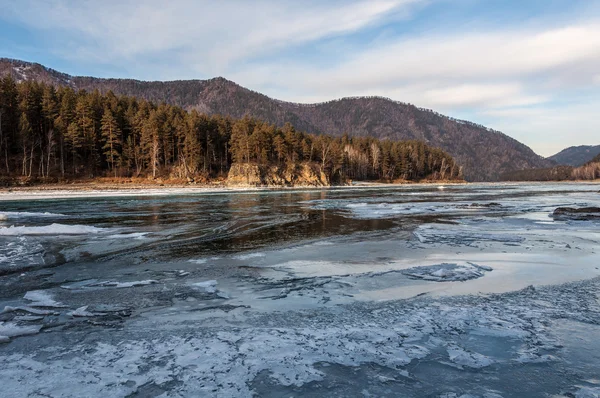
[0,77,461,185]
[0,58,553,181]
[502,152,600,181]
[547,145,600,167]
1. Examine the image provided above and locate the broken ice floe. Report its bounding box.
[0,278,598,396]
[0,322,42,343]
[59,279,159,290]
[446,344,495,368]
[232,252,266,260]
[23,290,65,308]
[90,280,158,288]
[68,306,99,317]
[0,211,65,221]
[414,224,524,246]
[575,386,600,398]
[0,237,45,273]
[402,263,492,282]
[2,306,58,315]
[191,280,218,293]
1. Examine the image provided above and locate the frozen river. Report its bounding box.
[0,183,599,397]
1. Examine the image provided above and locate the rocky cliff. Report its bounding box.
[227,163,330,187]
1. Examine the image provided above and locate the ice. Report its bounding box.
[0,211,65,220]
[24,290,65,307]
[1,183,600,396]
[0,186,273,201]
[191,280,218,293]
[2,306,57,315]
[576,387,600,398]
[12,315,44,322]
[0,223,104,236]
[104,232,147,240]
[68,306,98,317]
[402,263,492,282]
[0,322,42,341]
[414,224,524,245]
[59,280,158,289]
[0,236,45,272]
[91,280,158,288]
[447,345,495,368]
[233,252,266,260]
[188,256,220,264]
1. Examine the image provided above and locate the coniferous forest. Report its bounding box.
[0,77,462,185]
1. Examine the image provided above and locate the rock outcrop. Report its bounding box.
[227,162,330,187]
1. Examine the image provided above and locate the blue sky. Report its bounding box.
[2,0,600,156]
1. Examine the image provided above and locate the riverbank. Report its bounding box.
[0,178,466,201]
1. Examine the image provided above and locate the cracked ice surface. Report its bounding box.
[0,278,599,397]
[1,183,599,397]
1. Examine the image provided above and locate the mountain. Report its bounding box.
[0,58,553,181]
[547,145,600,167]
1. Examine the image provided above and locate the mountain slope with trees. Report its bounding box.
[0,77,461,186]
[547,145,600,167]
[503,152,600,181]
[0,58,553,181]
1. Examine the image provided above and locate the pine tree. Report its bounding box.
[101,107,122,176]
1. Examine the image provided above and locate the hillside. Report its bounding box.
[0,58,553,181]
[548,145,600,167]
[0,79,461,186]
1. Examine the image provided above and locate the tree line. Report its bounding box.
[502,155,600,182]
[0,77,462,183]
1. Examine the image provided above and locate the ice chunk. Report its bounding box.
[2,306,57,315]
[24,290,65,307]
[191,280,218,293]
[91,280,158,288]
[12,315,45,322]
[0,223,104,236]
[575,386,600,398]
[402,263,492,282]
[0,211,65,220]
[232,252,265,260]
[68,306,97,317]
[0,322,42,341]
[104,232,147,240]
[447,345,494,368]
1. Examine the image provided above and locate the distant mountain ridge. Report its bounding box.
[0,57,554,181]
[548,145,600,167]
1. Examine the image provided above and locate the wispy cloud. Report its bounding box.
[4,0,422,74]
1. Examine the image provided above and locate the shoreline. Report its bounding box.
[0,180,467,201]
[1,179,597,201]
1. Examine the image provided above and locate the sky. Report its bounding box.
[1,0,600,157]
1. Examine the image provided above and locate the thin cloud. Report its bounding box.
[5,0,422,73]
